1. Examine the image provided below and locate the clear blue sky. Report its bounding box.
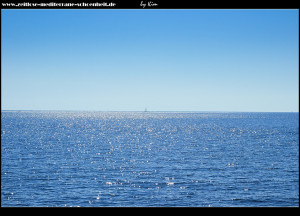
[2,9,299,112]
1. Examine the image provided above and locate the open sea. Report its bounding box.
[1,111,299,207]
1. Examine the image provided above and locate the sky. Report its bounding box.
[1,9,299,112]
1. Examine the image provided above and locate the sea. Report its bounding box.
[1,111,299,207]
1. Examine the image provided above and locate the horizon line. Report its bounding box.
[1,109,299,113]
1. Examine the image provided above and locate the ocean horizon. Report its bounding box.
[2,110,298,113]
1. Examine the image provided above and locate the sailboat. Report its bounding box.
[145,108,147,112]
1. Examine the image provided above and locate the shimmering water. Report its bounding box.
[1,111,299,207]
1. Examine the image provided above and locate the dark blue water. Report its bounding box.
[1,111,299,207]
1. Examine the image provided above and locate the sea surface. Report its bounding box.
[1,111,299,207]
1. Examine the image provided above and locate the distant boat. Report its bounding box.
[145,108,147,112]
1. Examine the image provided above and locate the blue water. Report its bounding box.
[1,111,299,207]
